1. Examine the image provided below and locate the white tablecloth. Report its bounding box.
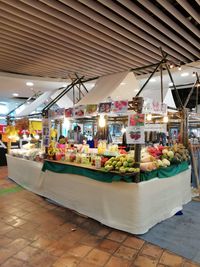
[6,155,191,234]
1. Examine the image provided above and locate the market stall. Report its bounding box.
[7,153,191,234]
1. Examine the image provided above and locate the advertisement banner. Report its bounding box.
[85,104,98,116]
[112,100,128,114]
[128,113,145,127]
[143,98,167,115]
[126,126,145,144]
[98,102,112,113]
[65,108,74,118]
[42,118,50,147]
[74,105,85,117]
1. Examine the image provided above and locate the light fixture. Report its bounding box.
[99,114,106,128]
[168,82,173,86]
[120,82,126,85]
[192,72,196,77]
[34,134,40,140]
[169,63,174,69]
[181,72,189,77]
[150,78,156,82]
[163,116,169,123]
[178,66,182,71]
[62,83,68,87]
[12,93,19,97]
[26,82,34,86]
[121,126,126,133]
[22,134,27,139]
[146,113,152,121]
[134,88,140,92]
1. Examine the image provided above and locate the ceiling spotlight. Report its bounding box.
[192,72,196,77]
[178,66,182,71]
[12,93,19,97]
[150,78,156,82]
[26,82,34,86]
[169,63,174,69]
[62,83,68,87]
[168,82,173,86]
[181,72,189,77]
[120,82,126,85]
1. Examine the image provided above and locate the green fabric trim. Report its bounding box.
[42,160,189,183]
[140,161,189,181]
[42,161,134,183]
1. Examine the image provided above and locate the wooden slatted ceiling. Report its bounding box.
[0,0,199,80]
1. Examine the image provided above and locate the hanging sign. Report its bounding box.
[65,108,74,118]
[98,102,112,113]
[42,118,50,147]
[126,113,145,144]
[143,98,167,115]
[112,100,128,114]
[144,123,167,133]
[74,105,85,117]
[85,104,98,116]
[48,108,65,119]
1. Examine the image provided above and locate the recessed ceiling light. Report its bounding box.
[168,82,173,86]
[134,89,139,92]
[192,72,196,77]
[181,72,189,77]
[26,82,34,86]
[120,82,126,85]
[12,93,19,97]
[62,83,68,87]
[150,78,156,82]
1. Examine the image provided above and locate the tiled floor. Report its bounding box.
[0,166,199,267]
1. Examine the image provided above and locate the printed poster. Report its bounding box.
[128,113,145,127]
[112,100,128,114]
[98,102,112,113]
[85,104,98,116]
[74,105,85,117]
[42,118,50,147]
[126,126,145,144]
[65,108,74,118]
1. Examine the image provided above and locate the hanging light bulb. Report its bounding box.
[34,134,40,140]
[121,126,126,133]
[163,116,169,123]
[22,134,27,139]
[146,113,152,121]
[99,115,106,128]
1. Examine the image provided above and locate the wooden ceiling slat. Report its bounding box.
[1,0,153,67]
[41,0,162,61]
[0,25,136,70]
[0,36,127,75]
[82,0,191,62]
[176,0,200,25]
[137,0,200,50]
[156,0,200,38]
[116,0,199,59]
[0,11,146,70]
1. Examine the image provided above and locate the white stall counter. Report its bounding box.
[6,154,191,234]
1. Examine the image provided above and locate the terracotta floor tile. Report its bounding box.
[114,245,138,260]
[0,257,27,267]
[132,254,158,267]
[0,235,13,247]
[159,251,184,266]
[80,234,102,247]
[78,260,101,267]
[105,255,132,267]
[45,240,71,257]
[0,223,14,235]
[6,238,30,254]
[31,237,52,249]
[96,227,111,238]
[68,244,93,258]
[14,245,39,261]
[28,250,58,267]
[7,218,27,227]
[123,236,145,250]
[107,230,128,243]
[0,248,13,264]
[5,227,26,239]
[84,248,111,266]
[98,239,120,254]
[140,243,163,259]
[60,228,88,244]
[183,261,200,267]
[52,255,80,267]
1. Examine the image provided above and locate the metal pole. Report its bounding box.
[136,54,167,97]
[160,64,163,103]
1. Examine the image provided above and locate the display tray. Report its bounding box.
[42,159,189,183]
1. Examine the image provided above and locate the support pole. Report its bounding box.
[160,64,164,103]
[180,108,189,147]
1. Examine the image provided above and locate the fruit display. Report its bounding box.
[104,155,140,173]
[171,143,190,163]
